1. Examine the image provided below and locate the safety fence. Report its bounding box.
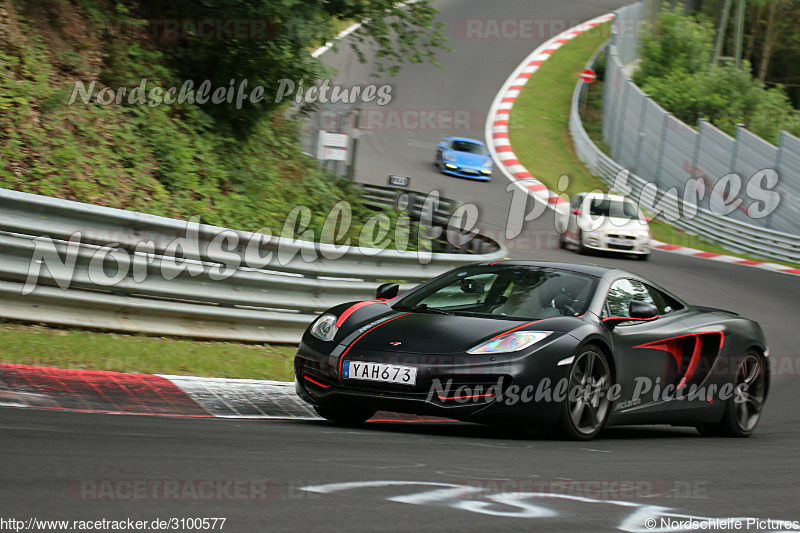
[570,3,799,263]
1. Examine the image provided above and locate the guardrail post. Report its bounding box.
[612,60,630,159]
[730,123,745,172]
[654,112,672,189]
[632,95,651,174]
[766,132,787,230]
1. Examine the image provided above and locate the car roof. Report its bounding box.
[478,259,626,278]
[448,137,486,146]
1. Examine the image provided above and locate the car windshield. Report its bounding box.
[394,266,597,319]
[588,198,640,219]
[451,140,488,155]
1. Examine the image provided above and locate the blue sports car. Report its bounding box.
[436,137,493,180]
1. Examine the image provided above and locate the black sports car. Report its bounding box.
[294,261,768,440]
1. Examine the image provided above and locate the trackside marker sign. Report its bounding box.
[580,68,596,83]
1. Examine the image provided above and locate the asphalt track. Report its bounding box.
[3,0,799,531]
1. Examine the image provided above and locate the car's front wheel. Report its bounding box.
[314,405,377,426]
[435,152,444,173]
[576,230,587,255]
[555,344,613,440]
[696,350,766,437]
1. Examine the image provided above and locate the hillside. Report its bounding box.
[0,0,370,237]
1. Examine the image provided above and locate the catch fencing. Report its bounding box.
[602,3,798,237]
[571,3,799,263]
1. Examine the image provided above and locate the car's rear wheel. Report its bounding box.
[555,345,612,440]
[696,350,766,437]
[314,405,377,426]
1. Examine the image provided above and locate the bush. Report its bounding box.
[633,5,713,84]
[633,4,797,144]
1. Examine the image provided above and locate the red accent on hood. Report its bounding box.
[487,319,552,342]
[337,313,413,380]
[336,300,385,328]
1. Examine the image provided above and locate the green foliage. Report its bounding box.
[633,5,714,83]
[129,0,449,134]
[0,0,387,244]
[634,4,799,144]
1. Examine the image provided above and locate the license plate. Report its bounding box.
[343,361,417,386]
[462,169,478,174]
[608,237,630,246]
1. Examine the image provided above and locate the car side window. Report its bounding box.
[605,278,655,318]
[417,273,498,308]
[644,283,684,315]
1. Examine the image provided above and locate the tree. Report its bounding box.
[757,0,792,82]
[127,0,448,135]
[634,5,798,143]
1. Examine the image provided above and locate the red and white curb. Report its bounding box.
[0,363,445,422]
[485,13,615,214]
[648,242,800,275]
[483,13,799,277]
[0,363,320,419]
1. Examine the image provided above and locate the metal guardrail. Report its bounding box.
[569,21,800,264]
[358,183,501,254]
[0,188,506,343]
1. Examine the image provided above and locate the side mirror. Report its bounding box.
[375,283,399,300]
[603,300,659,329]
[460,278,485,294]
[630,300,658,319]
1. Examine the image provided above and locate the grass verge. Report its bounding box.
[508,22,800,269]
[0,320,297,381]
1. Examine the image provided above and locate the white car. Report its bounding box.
[558,192,651,260]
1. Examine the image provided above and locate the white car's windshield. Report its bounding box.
[588,198,639,220]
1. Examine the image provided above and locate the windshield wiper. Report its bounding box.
[393,304,454,316]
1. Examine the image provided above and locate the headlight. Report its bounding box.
[468,331,552,354]
[310,313,338,341]
[482,159,492,168]
[444,153,456,163]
